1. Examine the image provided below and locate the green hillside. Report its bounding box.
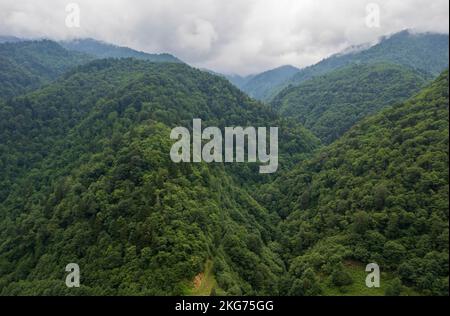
[272,63,431,143]
[0,58,317,295]
[0,40,92,100]
[0,35,448,297]
[224,73,255,89]
[240,65,299,101]
[260,70,449,296]
[60,38,182,63]
[258,31,449,102]
[288,30,449,87]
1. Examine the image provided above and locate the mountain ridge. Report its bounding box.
[0,40,93,100]
[60,38,182,63]
[272,62,432,143]
[260,69,449,296]
[229,30,448,102]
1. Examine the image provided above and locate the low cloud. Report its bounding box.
[0,0,448,75]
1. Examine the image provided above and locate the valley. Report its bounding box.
[0,30,448,297]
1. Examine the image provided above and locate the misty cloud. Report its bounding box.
[0,0,448,75]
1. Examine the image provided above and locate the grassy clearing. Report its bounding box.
[186,260,218,296]
[321,261,420,296]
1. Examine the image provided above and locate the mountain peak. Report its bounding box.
[60,38,182,63]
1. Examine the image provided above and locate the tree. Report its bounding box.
[385,278,403,296]
[330,264,353,287]
[289,268,322,296]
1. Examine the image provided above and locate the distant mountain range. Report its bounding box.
[227,65,299,101]
[59,38,182,63]
[225,73,256,88]
[288,30,449,84]
[0,35,23,43]
[225,30,449,102]
[0,35,182,62]
[272,62,432,143]
[3,31,447,103]
[0,38,184,100]
[0,40,92,100]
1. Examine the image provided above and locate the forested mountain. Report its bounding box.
[0,31,448,297]
[0,58,318,295]
[272,63,432,143]
[224,65,300,101]
[60,38,182,63]
[259,70,449,296]
[0,40,92,100]
[248,31,448,102]
[287,30,449,87]
[224,73,255,89]
[239,65,300,101]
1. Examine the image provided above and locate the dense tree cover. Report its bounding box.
[0,38,448,296]
[0,58,319,295]
[240,30,448,102]
[259,70,449,296]
[0,40,92,100]
[287,30,449,87]
[0,122,283,295]
[0,58,319,200]
[272,63,431,143]
[224,73,255,90]
[60,38,182,63]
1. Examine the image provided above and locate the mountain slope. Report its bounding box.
[224,74,255,89]
[0,40,92,100]
[272,63,431,143]
[240,65,299,101]
[261,70,449,295]
[228,31,448,103]
[0,58,318,295]
[0,58,318,199]
[288,30,449,86]
[0,36,23,43]
[60,38,182,63]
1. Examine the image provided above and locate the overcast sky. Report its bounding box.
[0,0,448,75]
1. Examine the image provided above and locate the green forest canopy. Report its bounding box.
[0,58,317,295]
[272,63,432,144]
[0,37,448,296]
[259,70,449,296]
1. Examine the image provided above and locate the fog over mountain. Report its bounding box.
[0,0,448,299]
[0,0,448,75]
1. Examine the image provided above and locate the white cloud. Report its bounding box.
[176,17,218,55]
[0,0,448,75]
